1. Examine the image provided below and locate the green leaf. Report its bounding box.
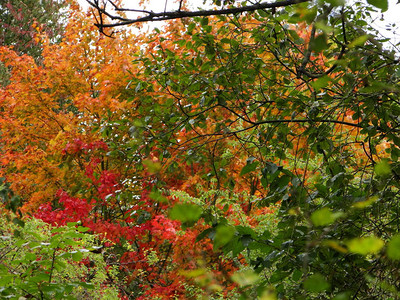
[12,217,25,228]
[315,21,334,34]
[347,236,384,255]
[180,268,207,278]
[24,252,37,262]
[143,159,161,174]
[260,289,278,300]
[332,292,351,300]
[264,162,279,175]
[187,22,195,33]
[231,269,259,287]
[66,222,78,228]
[200,17,209,26]
[71,251,83,262]
[375,160,391,176]
[196,227,215,242]
[311,75,331,90]
[214,225,235,248]
[292,269,302,281]
[303,273,330,292]
[300,6,317,23]
[0,274,14,285]
[236,225,257,238]
[348,35,369,48]
[311,207,343,226]
[30,272,50,283]
[51,227,66,233]
[149,190,168,203]
[77,226,89,233]
[367,0,388,11]
[200,61,211,72]
[352,196,378,209]
[240,161,258,176]
[310,34,328,53]
[276,175,291,191]
[387,235,400,260]
[169,203,202,224]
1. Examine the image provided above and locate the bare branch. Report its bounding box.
[88,0,311,29]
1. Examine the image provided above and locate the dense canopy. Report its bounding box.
[1,0,400,299]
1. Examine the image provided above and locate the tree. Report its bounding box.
[0,210,120,299]
[2,0,400,299]
[0,0,66,58]
[86,0,400,298]
[0,0,66,86]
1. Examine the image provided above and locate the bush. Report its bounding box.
[0,212,119,299]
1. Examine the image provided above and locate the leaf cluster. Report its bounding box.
[0,214,119,299]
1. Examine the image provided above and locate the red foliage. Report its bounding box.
[34,175,238,297]
[35,190,94,226]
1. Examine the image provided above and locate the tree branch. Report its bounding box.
[88,0,311,30]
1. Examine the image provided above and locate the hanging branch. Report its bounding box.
[87,0,310,33]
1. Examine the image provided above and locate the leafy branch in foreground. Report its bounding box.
[0,213,119,299]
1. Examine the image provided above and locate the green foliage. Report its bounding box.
[0,177,22,214]
[375,160,391,176]
[231,269,259,287]
[0,215,119,299]
[346,236,384,255]
[367,0,388,11]
[311,207,343,227]
[303,273,330,293]
[0,62,10,87]
[137,0,400,298]
[387,235,400,260]
[214,225,235,248]
[169,203,203,226]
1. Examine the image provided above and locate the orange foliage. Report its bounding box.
[0,6,141,211]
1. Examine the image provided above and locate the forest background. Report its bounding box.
[1,0,400,299]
